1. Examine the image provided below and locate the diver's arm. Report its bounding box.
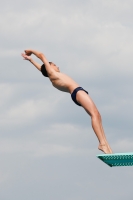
[29,58,41,71]
[25,49,55,76]
[21,53,41,71]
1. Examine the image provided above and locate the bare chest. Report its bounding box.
[50,73,79,93]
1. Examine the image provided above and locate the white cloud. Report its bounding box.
[0,170,11,185]
[0,98,60,127]
[0,82,65,128]
[0,83,14,106]
[0,123,94,157]
[0,138,93,158]
[113,139,133,153]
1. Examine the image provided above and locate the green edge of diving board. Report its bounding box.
[97,152,133,167]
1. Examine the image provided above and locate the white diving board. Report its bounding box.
[97,152,133,167]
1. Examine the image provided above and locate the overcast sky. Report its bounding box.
[0,0,133,199]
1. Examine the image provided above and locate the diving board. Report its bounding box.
[97,152,133,167]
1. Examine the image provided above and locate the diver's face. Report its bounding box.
[50,62,60,72]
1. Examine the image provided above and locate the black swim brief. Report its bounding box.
[71,87,88,106]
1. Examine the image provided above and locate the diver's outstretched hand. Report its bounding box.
[21,53,31,61]
[25,50,32,56]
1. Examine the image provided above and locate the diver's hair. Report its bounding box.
[41,62,52,77]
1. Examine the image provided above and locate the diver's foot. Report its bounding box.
[98,143,113,154]
[107,144,113,154]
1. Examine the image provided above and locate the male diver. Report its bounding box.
[21,49,112,154]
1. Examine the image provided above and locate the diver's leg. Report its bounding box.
[76,90,112,154]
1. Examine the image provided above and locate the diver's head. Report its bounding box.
[41,62,60,77]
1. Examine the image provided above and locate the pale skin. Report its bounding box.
[21,49,113,154]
